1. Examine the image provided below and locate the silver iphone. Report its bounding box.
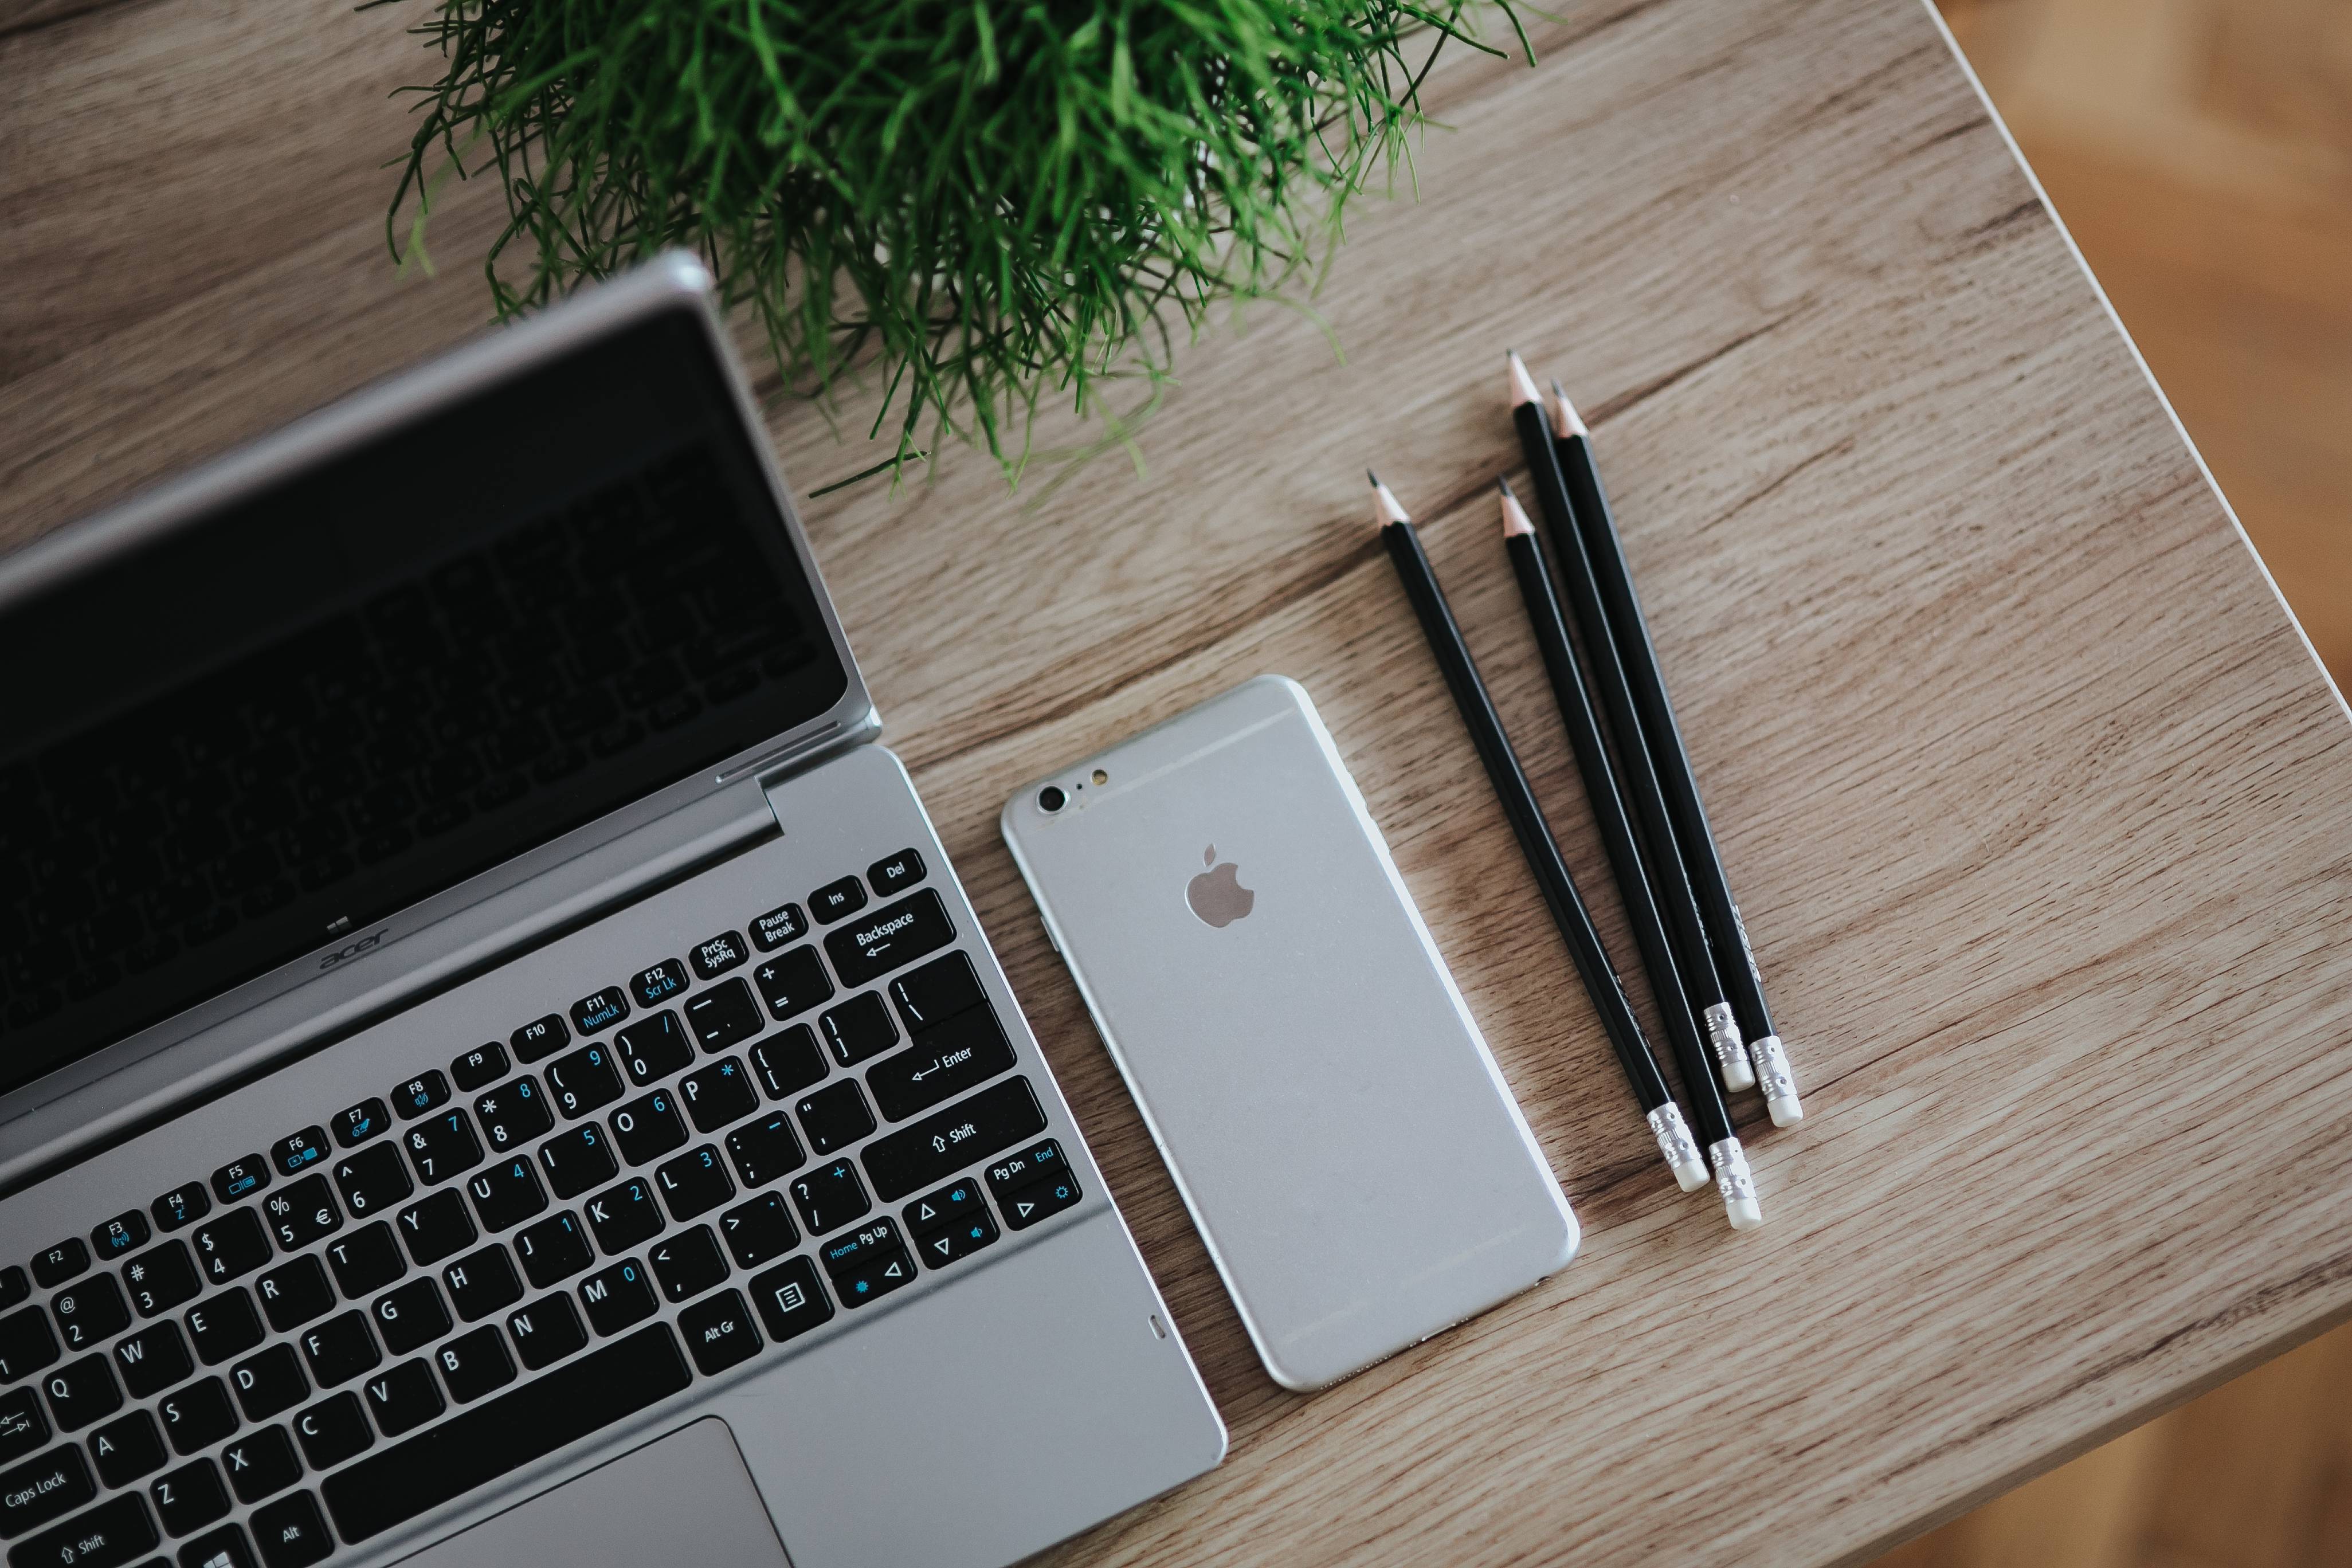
[1001,675,1578,1390]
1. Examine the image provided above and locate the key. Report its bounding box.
[749,903,806,951]
[683,980,762,1055]
[473,1077,552,1153]
[110,1324,190,1401]
[150,1457,230,1538]
[822,890,955,987]
[29,1242,87,1291]
[359,1358,444,1438]
[228,1345,307,1421]
[998,1171,1082,1231]
[866,847,926,897]
[120,1240,200,1318]
[986,1139,1076,1206]
[860,1076,1047,1202]
[679,1058,756,1133]
[902,1177,988,1241]
[794,1080,875,1156]
[0,1387,48,1464]
[331,1097,390,1149]
[192,1208,272,1284]
[391,1070,451,1120]
[786,1161,871,1237]
[261,1174,340,1252]
[746,1257,833,1345]
[0,1443,96,1536]
[88,1408,166,1488]
[577,1260,657,1338]
[6,1490,156,1568]
[724,1112,805,1191]
[88,1212,148,1264]
[648,1227,727,1303]
[817,991,897,1068]
[254,1257,332,1334]
[50,1275,130,1353]
[716,1193,798,1271]
[748,1027,826,1102]
[677,1289,761,1377]
[654,1147,734,1222]
[323,1222,405,1299]
[207,1154,267,1208]
[296,1312,378,1388]
[513,1214,592,1291]
[441,1247,523,1325]
[608,1089,687,1166]
[833,1246,915,1309]
[330,1141,413,1224]
[629,960,689,1010]
[182,1291,262,1367]
[750,947,831,1021]
[689,931,748,981]
[467,1157,547,1233]
[510,1013,569,1064]
[888,952,985,1033]
[369,1280,450,1358]
[403,1108,484,1186]
[809,875,867,924]
[291,1392,372,1471]
[394,1190,476,1267]
[450,1042,508,1093]
[269,1127,330,1180]
[614,1012,692,1086]
[568,986,630,1036]
[537,1125,618,1201]
[322,1324,691,1544]
[221,1424,300,1504]
[916,1208,998,1268]
[505,1295,587,1372]
[0,1273,26,1315]
[42,1354,121,1432]
[250,1489,332,1567]
[583,1179,662,1255]
[435,1325,515,1404]
[545,1043,622,1119]
[150,1185,210,1234]
[0,1308,60,1385]
[816,1217,902,1280]
[864,1006,1015,1122]
[157,1377,237,1455]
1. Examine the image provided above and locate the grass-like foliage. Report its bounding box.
[382,0,1526,484]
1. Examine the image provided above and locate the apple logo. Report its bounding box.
[1185,845,1255,928]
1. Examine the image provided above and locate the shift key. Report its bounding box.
[6,1491,156,1568]
[860,1078,1045,1202]
[822,892,954,988]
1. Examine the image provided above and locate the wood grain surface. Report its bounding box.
[8,0,2352,1564]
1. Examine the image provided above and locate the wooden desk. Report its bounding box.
[9,0,2352,1562]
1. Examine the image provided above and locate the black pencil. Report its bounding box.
[1499,479,1759,1228]
[1370,472,1710,1197]
[1504,354,1756,1104]
[1544,375,1804,1127]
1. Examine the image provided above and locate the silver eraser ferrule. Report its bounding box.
[1749,1034,1803,1126]
[1647,1103,1711,1193]
[1703,1003,1754,1091]
[1708,1136,1765,1230]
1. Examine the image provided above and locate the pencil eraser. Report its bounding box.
[1767,1092,1804,1127]
[1704,1004,1756,1092]
[1645,1103,1711,1193]
[1671,1158,1711,1194]
[1722,1056,1758,1093]
[1749,1034,1801,1124]
[1707,1135,1762,1232]
[1724,1194,1765,1230]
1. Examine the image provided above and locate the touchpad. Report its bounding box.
[392,1418,790,1567]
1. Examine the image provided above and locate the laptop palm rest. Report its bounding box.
[391,1417,790,1567]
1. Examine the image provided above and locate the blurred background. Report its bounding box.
[1881,1,2352,1563]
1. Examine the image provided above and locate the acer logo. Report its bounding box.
[319,931,387,970]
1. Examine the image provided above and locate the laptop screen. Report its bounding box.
[0,305,849,1099]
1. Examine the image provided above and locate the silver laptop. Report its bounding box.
[0,254,1223,1568]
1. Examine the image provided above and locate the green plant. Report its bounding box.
[383,0,1526,486]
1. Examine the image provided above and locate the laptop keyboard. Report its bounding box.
[0,848,1084,1568]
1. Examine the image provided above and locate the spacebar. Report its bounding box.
[322,1323,693,1544]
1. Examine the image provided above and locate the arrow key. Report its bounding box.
[916,1207,998,1270]
[832,1247,915,1310]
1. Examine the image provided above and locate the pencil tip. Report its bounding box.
[1507,351,1542,409]
[1498,476,1535,536]
[1366,469,1381,488]
[1548,378,1589,438]
[1369,472,1410,527]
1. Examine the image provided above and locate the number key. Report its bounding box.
[404,1108,484,1185]
[262,1173,342,1252]
[332,1142,414,1219]
[190,1209,271,1285]
[474,1077,552,1151]
[614,1012,692,1085]
[121,1240,201,1318]
[50,1274,130,1352]
[0,1307,59,1384]
[546,1043,622,1118]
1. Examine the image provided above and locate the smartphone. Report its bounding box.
[1001,674,1578,1390]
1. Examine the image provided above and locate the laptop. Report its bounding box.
[0,254,1224,1568]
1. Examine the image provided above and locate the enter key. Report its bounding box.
[864,1008,1015,1123]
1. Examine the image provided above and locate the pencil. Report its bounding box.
[1545,378,1804,1126]
[1500,479,1758,1229]
[1506,354,1755,1101]
[1370,472,1710,1197]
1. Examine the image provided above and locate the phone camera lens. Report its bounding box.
[1038,785,1068,813]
